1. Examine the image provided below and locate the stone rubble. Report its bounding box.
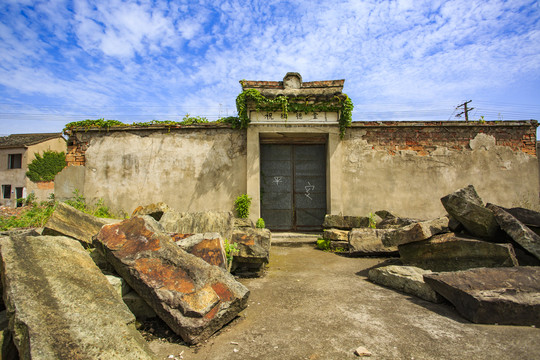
[0,234,157,359]
[424,267,540,326]
[360,185,540,327]
[95,215,250,344]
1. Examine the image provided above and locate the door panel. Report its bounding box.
[260,144,326,231]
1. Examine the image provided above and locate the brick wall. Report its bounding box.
[349,121,537,156]
[65,142,88,166]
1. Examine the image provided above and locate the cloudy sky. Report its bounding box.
[1,0,539,135]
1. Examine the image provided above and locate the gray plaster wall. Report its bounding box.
[54,165,85,200]
[79,129,247,215]
[342,130,539,220]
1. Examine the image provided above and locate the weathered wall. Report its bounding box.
[0,148,27,206]
[0,137,66,206]
[65,121,538,222]
[341,122,539,219]
[25,138,67,202]
[71,127,247,215]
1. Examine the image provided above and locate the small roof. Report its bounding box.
[0,133,64,149]
[241,72,345,99]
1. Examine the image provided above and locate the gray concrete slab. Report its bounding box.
[148,245,540,360]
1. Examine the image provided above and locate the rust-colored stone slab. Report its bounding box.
[175,233,227,270]
[231,228,271,276]
[95,216,249,344]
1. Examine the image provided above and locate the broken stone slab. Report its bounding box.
[231,227,271,277]
[160,210,236,241]
[42,202,119,245]
[368,265,443,303]
[329,240,349,251]
[106,274,132,298]
[381,216,449,247]
[440,185,499,239]
[323,228,349,241]
[487,204,540,261]
[123,291,157,320]
[173,232,228,270]
[322,215,369,230]
[375,210,420,229]
[424,267,540,326]
[132,202,171,221]
[95,216,249,345]
[502,206,540,228]
[348,228,398,255]
[398,233,518,272]
[234,218,254,228]
[0,234,156,359]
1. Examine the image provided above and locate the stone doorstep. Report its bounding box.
[271,232,320,247]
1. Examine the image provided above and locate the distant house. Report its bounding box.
[0,133,66,207]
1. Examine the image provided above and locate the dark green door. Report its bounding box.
[260,144,326,231]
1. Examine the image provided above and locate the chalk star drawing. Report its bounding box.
[273,176,283,186]
[305,182,315,200]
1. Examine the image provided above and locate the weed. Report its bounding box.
[234,194,252,219]
[368,212,377,229]
[316,238,331,251]
[224,238,239,272]
[256,218,265,229]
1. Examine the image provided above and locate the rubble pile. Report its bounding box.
[0,202,268,358]
[360,185,540,326]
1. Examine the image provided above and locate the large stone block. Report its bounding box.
[381,216,449,247]
[42,202,119,245]
[0,234,156,359]
[322,215,369,230]
[95,216,249,345]
[487,204,540,261]
[375,210,419,229]
[231,228,271,276]
[132,202,171,221]
[440,185,499,239]
[160,210,235,240]
[322,228,349,241]
[398,233,519,272]
[424,267,540,326]
[348,228,397,254]
[174,232,228,270]
[368,265,443,303]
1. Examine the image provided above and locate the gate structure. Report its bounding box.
[260,144,326,231]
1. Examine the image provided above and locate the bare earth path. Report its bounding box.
[149,240,540,360]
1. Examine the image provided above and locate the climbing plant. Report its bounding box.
[235,89,354,138]
[26,151,66,182]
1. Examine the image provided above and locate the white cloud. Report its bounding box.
[1,0,539,132]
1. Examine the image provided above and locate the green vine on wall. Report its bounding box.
[235,89,354,138]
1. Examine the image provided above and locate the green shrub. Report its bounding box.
[224,238,239,271]
[179,114,209,125]
[0,201,56,230]
[26,151,66,182]
[234,194,252,219]
[64,190,115,218]
[316,239,331,251]
[368,212,377,229]
[256,218,265,228]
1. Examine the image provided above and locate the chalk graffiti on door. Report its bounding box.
[273,176,283,186]
[305,182,315,200]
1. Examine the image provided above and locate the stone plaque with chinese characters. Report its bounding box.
[249,111,338,124]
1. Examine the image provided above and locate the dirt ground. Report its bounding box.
[148,240,540,360]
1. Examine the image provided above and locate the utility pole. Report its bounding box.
[455,100,474,122]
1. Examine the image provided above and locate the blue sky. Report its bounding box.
[1,0,539,135]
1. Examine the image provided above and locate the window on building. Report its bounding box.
[2,185,11,199]
[8,154,22,169]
